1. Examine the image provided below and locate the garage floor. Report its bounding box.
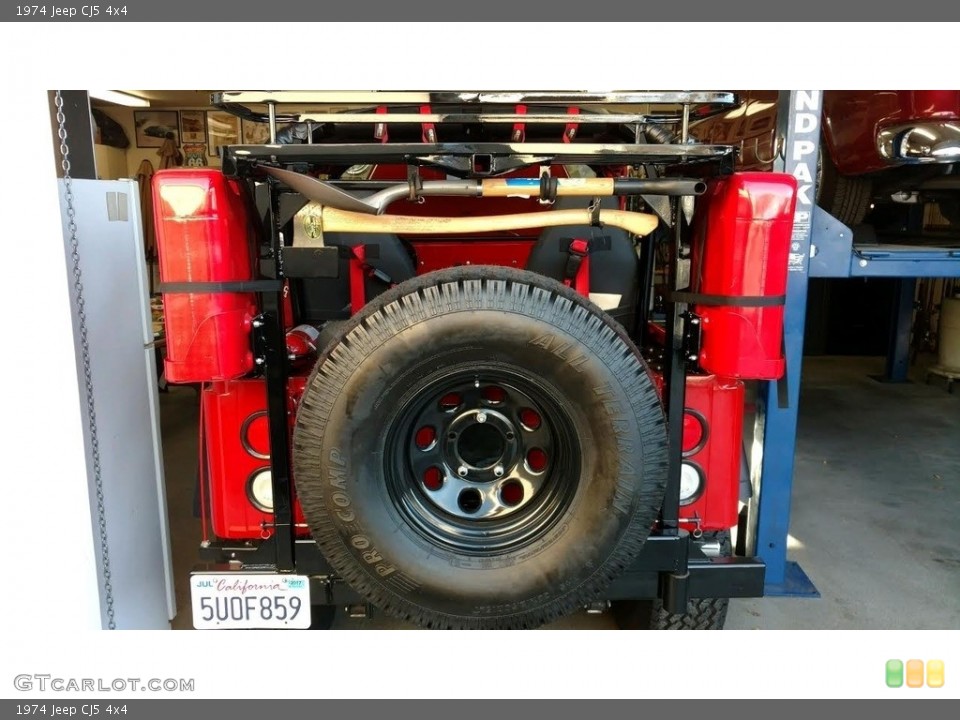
[162,356,960,630]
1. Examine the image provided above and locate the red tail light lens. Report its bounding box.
[682,411,706,455]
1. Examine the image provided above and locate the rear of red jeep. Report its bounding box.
[153,91,793,630]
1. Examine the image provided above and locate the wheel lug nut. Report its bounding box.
[476,412,487,423]
[494,465,504,477]
[457,466,468,477]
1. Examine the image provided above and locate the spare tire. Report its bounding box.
[293,266,667,629]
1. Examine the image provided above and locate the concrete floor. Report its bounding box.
[161,356,960,630]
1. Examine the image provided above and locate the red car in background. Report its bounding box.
[694,90,960,227]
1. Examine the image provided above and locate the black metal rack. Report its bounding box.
[221,142,736,178]
[213,89,740,178]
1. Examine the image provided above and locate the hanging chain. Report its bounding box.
[56,90,116,630]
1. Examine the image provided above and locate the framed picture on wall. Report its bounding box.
[206,110,241,157]
[134,110,180,148]
[179,110,207,144]
[241,118,291,145]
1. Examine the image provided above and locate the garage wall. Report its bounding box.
[96,105,222,178]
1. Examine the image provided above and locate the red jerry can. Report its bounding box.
[153,169,258,384]
[690,172,797,380]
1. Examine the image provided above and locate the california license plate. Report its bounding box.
[190,574,311,629]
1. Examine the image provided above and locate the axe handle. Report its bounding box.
[479,177,615,198]
[311,206,658,241]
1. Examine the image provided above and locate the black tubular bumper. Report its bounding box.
[197,531,765,615]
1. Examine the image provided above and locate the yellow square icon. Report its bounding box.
[927,660,944,689]
[906,659,924,688]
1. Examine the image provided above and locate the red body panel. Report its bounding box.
[646,321,667,348]
[153,169,258,383]
[822,90,960,175]
[203,377,309,539]
[677,375,744,531]
[643,364,744,530]
[411,240,535,274]
[692,172,797,380]
[205,370,745,537]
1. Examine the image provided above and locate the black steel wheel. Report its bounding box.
[384,369,581,554]
[293,266,668,629]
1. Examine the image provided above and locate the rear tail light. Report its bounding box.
[246,468,273,513]
[679,462,704,506]
[678,375,745,530]
[682,411,707,455]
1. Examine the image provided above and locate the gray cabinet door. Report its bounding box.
[60,178,175,629]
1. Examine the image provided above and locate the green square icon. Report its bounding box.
[887,659,904,688]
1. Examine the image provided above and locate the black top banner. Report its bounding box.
[6,1,960,21]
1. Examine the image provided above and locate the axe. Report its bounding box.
[294,204,659,246]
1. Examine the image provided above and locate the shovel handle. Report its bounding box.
[479,177,615,198]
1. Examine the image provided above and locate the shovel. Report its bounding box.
[262,166,702,215]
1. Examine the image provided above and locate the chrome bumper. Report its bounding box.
[878,121,960,164]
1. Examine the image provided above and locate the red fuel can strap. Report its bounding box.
[420,104,437,143]
[512,104,527,142]
[563,238,591,295]
[563,107,580,143]
[374,106,389,143]
[349,245,367,314]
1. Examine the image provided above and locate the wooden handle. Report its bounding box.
[307,206,658,242]
[480,177,615,198]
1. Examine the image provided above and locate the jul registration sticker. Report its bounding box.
[190,574,311,629]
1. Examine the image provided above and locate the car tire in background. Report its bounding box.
[817,146,873,227]
[293,266,668,629]
[938,199,960,227]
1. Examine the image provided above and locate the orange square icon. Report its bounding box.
[906,659,924,688]
[927,660,944,689]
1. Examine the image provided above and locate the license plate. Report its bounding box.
[190,574,311,629]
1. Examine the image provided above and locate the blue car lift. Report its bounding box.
[755,91,960,596]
